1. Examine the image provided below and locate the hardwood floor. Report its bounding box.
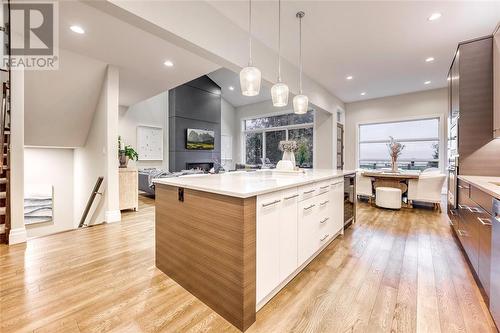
[0,196,496,333]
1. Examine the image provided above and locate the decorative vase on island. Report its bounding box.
[282,150,296,165]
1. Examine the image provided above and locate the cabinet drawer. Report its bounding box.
[471,186,493,215]
[298,183,318,201]
[478,212,492,297]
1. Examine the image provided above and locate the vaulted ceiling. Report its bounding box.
[207,1,500,102]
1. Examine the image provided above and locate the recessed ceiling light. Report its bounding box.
[360,92,366,96]
[346,75,353,80]
[163,60,174,67]
[425,57,435,63]
[424,80,431,85]
[70,25,85,34]
[428,13,442,21]
[228,86,235,91]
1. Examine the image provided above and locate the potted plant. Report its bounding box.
[118,136,139,168]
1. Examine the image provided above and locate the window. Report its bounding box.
[243,110,314,167]
[358,118,440,171]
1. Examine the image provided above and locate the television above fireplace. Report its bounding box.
[186,128,215,150]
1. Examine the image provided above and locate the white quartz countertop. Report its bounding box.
[458,175,500,200]
[153,169,356,198]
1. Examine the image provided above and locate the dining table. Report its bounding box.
[361,170,421,205]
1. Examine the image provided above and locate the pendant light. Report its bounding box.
[240,0,261,96]
[271,0,289,107]
[293,11,308,115]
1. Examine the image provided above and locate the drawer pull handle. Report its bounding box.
[320,217,329,224]
[458,185,470,189]
[320,234,329,241]
[284,194,299,200]
[450,209,457,216]
[304,204,315,210]
[320,200,329,206]
[303,189,316,194]
[458,204,469,210]
[478,217,492,226]
[468,207,483,213]
[320,185,329,190]
[457,229,467,237]
[262,199,281,207]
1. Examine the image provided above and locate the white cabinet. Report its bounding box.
[256,187,298,303]
[329,179,344,237]
[257,176,345,306]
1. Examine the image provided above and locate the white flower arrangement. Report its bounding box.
[279,140,298,152]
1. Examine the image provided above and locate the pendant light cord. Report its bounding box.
[248,0,252,66]
[298,12,303,94]
[277,0,281,82]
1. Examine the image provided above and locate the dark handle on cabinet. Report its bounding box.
[320,217,329,224]
[320,185,329,190]
[262,199,281,207]
[303,189,316,195]
[304,204,315,210]
[284,194,299,200]
[320,200,329,206]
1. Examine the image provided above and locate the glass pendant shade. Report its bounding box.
[271,82,289,107]
[240,66,261,96]
[293,94,308,114]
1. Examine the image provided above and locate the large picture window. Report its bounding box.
[243,111,314,167]
[358,118,440,171]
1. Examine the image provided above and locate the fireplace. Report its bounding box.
[186,162,214,172]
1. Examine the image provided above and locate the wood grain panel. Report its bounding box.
[155,184,256,331]
[458,37,500,176]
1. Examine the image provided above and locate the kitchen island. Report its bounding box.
[153,169,355,331]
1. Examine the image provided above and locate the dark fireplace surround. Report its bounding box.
[186,162,213,172]
[169,76,221,172]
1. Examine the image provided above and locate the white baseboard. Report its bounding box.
[105,210,121,223]
[9,227,27,244]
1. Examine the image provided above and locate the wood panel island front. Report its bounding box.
[153,169,355,331]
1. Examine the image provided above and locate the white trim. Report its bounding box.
[9,227,27,244]
[105,210,121,223]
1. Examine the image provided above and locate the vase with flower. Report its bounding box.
[277,140,298,171]
[387,136,405,173]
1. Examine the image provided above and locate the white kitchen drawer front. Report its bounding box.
[256,191,283,302]
[256,187,299,303]
[329,179,344,237]
[298,196,320,265]
[279,187,299,281]
[318,180,331,195]
[298,182,318,201]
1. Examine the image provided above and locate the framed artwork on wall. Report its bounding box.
[137,125,163,161]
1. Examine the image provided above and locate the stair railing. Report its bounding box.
[0,82,6,171]
[78,177,104,228]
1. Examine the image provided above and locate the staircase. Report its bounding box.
[0,1,11,244]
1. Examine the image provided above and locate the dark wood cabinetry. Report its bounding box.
[456,179,494,301]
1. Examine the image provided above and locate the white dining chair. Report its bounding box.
[356,172,374,203]
[407,173,446,212]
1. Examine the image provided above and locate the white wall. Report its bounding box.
[74,66,121,227]
[344,88,448,170]
[118,91,169,169]
[24,148,75,238]
[221,98,238,170]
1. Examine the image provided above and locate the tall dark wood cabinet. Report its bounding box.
[447,34,500,331]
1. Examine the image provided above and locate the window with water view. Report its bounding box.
[358,118,440,171]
